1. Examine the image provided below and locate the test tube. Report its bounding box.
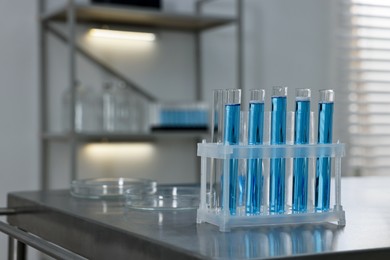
[269,86,287,213]
[210,89,225,209]
[211,89,225,143]
[292,89,311,212]
[315,89,334,211]
[223,89,241,215]
[246,89,265,214]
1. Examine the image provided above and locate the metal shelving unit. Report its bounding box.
[38,0,243,190]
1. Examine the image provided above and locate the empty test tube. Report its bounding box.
[292,89,311,212]
[223,89,241,215]
[211,89,225,143]
[210,89,225,208]
[246,89,265,214]
[315,89,334,211]
[269,86,287,213]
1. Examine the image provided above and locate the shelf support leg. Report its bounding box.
[236,0,244,100]
[67,0,78,182]
[16,241,26,260]
[8,237,15,260]
[39,0,49,191]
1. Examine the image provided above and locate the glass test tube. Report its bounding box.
[315,89,334,211]
[211,89,225,143]
[223,89,241,215]
[246,89,265,214]
[292,89,311,212]
[269,86,287,213]
[210,90,225,208]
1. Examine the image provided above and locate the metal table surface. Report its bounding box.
[6,177,390,259]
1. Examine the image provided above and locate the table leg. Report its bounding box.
[16,240,26,260]
[8,237,15,260]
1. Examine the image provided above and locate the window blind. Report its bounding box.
[342,0,390,175]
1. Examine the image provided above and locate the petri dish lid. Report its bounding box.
[125,185,200,210]
[71,177,157,199]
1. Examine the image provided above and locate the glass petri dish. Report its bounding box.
[71,177,157,199]
[125,185,200,210]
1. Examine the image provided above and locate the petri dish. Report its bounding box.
[125,185,200,210]
[71,177,157,199]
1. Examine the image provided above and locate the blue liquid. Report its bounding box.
[270,96,287,213]
[315,102,334,211]
[293,100,310,212]
[224,103,240,215]
[246,102,264,214]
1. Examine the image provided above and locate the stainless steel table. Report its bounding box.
[4,177,390,259]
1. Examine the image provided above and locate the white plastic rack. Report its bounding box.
[197,141,346,232]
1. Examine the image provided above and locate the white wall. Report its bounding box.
[254,0,333,102]
[0,0,339,258]
[0,0,39,196]
[0,0,39,258]
[203,0,336,111]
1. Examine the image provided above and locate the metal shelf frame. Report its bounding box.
[41,3,236,31]
[41,130,208,143]
[38,0,244,191]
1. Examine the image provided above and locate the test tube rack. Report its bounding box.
[196,141,346,232]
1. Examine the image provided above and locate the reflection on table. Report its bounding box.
[197,223,340,259]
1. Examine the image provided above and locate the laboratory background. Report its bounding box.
[0,0,389,259]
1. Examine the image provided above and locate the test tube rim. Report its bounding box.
[272,86,288,97]
[319,89,335,103]
[225,89,241,104]
[295,88,311,101]
[249,89,265,103]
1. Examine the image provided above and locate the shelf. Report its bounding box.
[42,4,236,31]
[42,130,208,143]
